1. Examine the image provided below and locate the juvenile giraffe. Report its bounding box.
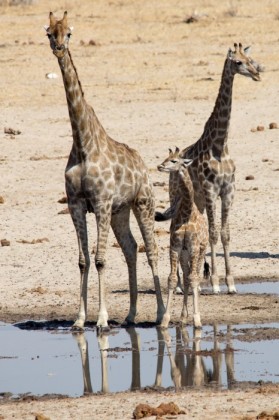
[45,11,165,330]
[158,147,208,329]
[156,43,262,294]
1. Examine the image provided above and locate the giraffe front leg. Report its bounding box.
[160,243,180,328]
[221,192,236,294]
[69,203,90,331]
[111,209,138,325]
[94,202,112,332]
[133,196,165,324]
[206,198,220,294]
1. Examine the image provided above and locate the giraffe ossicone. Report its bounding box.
[45,11,165,330]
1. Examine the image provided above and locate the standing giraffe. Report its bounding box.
[157,148,208,329]
[45,11,165,330]
[156,43,262,294]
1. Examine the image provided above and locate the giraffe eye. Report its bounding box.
[236,60,242,66]
[46,33,51,39]
[67,33,72,38]
[170,160,177,163]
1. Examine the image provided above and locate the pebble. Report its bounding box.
[45,72,58,79]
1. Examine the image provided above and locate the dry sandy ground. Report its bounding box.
[0,0,279,418]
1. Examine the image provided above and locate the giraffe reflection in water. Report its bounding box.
[72,325,235,394]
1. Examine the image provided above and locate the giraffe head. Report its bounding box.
[227,43,262,81]
[45,11,72,59]
[157,147,193,173]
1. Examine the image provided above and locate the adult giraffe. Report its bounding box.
[156,43,262,294]
[45,11,164,330]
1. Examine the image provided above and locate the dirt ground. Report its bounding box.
[0,0,278,419]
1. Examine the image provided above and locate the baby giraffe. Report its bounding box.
[158,147,208,329]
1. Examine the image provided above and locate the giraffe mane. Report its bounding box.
[67,49,84,97]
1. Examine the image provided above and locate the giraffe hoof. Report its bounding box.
[228,289,237,295]
[212,285,221,294]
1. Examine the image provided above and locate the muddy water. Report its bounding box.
[0,321,278,398]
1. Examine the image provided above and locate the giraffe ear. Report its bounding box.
[43,25,49,32]
[227,48,233,59]
[175,146,180,153]
[183,158,193,168]
[168,148,172,155]
[243,46,251,56]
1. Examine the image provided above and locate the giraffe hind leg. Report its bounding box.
[111,209,138,324]
[68,202,90,331]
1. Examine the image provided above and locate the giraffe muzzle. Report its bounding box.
[157,164,165,172]
[252,72,261,82]
[53,44,66,58]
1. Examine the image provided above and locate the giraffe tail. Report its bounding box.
[155,210,171,222]
[155,199,178,222]
[203,258,210,279]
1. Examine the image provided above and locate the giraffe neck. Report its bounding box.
[58,50,106,154]
[201,58,234,155]
[176,167,194,217]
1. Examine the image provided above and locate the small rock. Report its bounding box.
[31,286,47,295]
[4,127,21,135]
[0,196,4,204]
[245,175,255,180]
[1,239,10,247]
[183,14,199,24]
[45,72,58,79]
[257,126,265,131]
[269,122,278,129]
[133,402,186,419]
[35,413,51,420]
[58,208,70,215]
[17,238,49,244]
[58,196,68,204]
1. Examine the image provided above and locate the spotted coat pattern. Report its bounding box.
[157,44,262,294]
[46,11,165,330]
[158,148,208,329]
